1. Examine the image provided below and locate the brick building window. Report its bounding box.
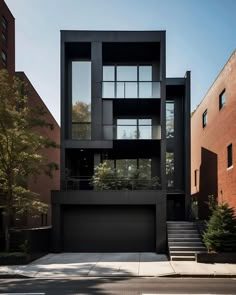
[2,32,7,47]
[227,143,233,168]
[2,16,7,31]
[202,110,207,128]
[219,89,226,110]
[1,51,7,68]
[194,170,198,186]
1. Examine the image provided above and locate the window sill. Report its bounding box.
[227,165,233,171]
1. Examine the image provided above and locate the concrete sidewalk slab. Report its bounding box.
[0,253,236,278]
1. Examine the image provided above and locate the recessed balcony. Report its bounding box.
[103,124,161,140]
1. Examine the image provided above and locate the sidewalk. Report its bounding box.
[0,253,236,278]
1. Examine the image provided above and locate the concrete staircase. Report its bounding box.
[167,221,207,261]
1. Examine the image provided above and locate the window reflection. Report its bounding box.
[116,119,152,139]
[166,101,174,138]
[166,152,174,187]
[72,61,91,139]
[102,65,160,99]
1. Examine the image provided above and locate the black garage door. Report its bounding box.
[63,205,155,252]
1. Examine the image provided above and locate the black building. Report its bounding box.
[52,30,190,253]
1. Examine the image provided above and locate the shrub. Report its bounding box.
[203,203,236,252]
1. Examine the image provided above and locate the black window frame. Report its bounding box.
[219,89,226,110]
[227,143,233,168]
[202,110,207,128]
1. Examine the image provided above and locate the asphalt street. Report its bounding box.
[0,278,236,295]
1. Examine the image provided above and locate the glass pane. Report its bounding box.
[103,125,113,140]
[117,66,137,81]
[116,159,137,177]
[139,66,152,81]
[72,61,91,123]
[138,119,152,125]
[166,152,174,187]
[116,82,125,98]
[117,125,137,139]
[152,82,161,98]
[106,160,115,169]
[166,102,174,138]
[117,119,137,126]
[125,82,138,98]
[103,82,115,98]
[138,126,152,139]
[139,159,151,179]
[103,66,115,81]
[139,82,152,98]
[72,123,91,140]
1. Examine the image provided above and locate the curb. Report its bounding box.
[1,273,236,279]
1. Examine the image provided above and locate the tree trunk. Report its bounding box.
[3,211,10,252]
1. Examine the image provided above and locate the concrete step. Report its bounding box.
[167,226,196,230]
[168,230,198,234]
[169,246,206,251]
[169,250,207,256]
[168,237,202,242]
[168,234,200,238]
[168,241,202,247]
[171,256,195,261]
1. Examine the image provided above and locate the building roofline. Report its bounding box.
[1,0,15,19]
[60,29,166,33]
[15,71,60,129]
[192,50,236,116]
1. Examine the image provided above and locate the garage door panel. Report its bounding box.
[63,205,155,252]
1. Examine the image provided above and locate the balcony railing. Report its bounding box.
[102,81,161,99]
[61,176,160,191]
[71,123,161,140]
[103,125,161,140]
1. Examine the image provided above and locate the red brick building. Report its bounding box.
[0,0,15,74]
[191,51,236,219]
[16,72,60,227]
[0,0,60,228]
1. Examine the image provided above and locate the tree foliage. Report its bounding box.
[203,202,236,252]
[91,161,160,191]
[0,70,59,251]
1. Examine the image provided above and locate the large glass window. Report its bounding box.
[72,61,91,140]
[103,65,157,98]
[116,119,152,139]
[166,152,174,188]
[166,101,174,138]
[105,158,152,179]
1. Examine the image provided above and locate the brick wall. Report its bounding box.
[191,51,236,218]
[16,72,60,227]
[0,0,15,74]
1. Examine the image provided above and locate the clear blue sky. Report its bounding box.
[5,0,236,125]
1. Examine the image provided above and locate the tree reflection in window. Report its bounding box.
[166,101,174,139]
[72,61,91,140]
[166,152,174,187]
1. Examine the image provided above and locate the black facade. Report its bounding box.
[52,30,190,253]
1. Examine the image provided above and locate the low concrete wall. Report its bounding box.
[196,252,236,263]
[9,227,51,256]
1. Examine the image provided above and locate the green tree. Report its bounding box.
[203,202,236,252]
[0,70,59,252]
